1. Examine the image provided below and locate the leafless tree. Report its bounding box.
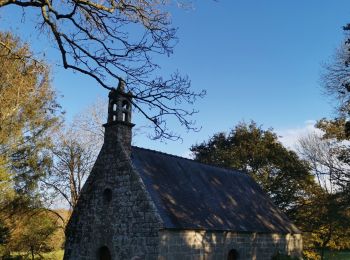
[42,99,136,209]
[298,132,350,193]
[43,127,95,209]
[322,41,350,116]
[71,97,142,146]
[71,98,106,151]
[0,0,205,140]
[297,132,350,258]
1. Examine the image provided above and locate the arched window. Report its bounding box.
[227,249,239,260]
[103,188,112,204]
[112,103,117,111]
[99,246,111,260]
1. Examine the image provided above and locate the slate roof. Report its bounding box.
[131,146,300,234]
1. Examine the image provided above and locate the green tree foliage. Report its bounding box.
[316,24,350,257]
[190,122,350,259]
[190,121,316,217]
[0,31,61,255]
[296,189,350,259]
[298,129,350,259]
[0,32,60,194]
[5,210,63,259]
[316,119,350,195]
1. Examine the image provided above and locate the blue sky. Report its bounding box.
[1,1,350,156]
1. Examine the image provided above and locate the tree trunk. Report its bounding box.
[31,246,34,260]
[320,246,325,260]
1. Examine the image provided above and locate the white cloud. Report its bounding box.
[181,149,194,159]
[276,120,323,151]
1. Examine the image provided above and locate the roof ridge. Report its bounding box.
[132,145,192,160]
[131,145,247,176]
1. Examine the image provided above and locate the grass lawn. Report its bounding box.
[324,250,350,260]
[12,250,64,259]
[41,250,64,260]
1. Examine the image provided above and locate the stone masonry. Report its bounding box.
[64,132,164,259]
[64,85,164,259]
[158,230,302,260]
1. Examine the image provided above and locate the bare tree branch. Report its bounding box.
[1,0,205,140]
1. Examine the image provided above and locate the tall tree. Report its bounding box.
[0,0,205,140]
[321,27,350,138]
[313,118,350,195]
[299,131,350,193]
[42,99,107,210]
[5,209,63,259]
[316,24,350,258]
[0,32,60,195]
[298,132,350,259]
[190,122,316,217]
[322,43,350,116]
[43,98,145,210]
[44,128,95,209]
[0,31,60,255]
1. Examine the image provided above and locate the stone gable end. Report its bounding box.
[64,141,163,260]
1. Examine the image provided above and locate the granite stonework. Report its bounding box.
[64,85,164,259]
[158,230,302,260]
[64,123,163,259]
[64,86,303,259]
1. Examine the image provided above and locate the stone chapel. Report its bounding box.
[64,82,303,260]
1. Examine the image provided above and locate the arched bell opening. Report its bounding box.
[122,100,130,110]
[121,100,130,123]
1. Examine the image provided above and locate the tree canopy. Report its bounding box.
[190,122,316,216]
[0,32,60,196]
[305,23,350,258]
[297,129,350,259]
[0,31,61,256]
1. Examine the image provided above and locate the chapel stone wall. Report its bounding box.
[64,141,163,260]
[158,230,302,260]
